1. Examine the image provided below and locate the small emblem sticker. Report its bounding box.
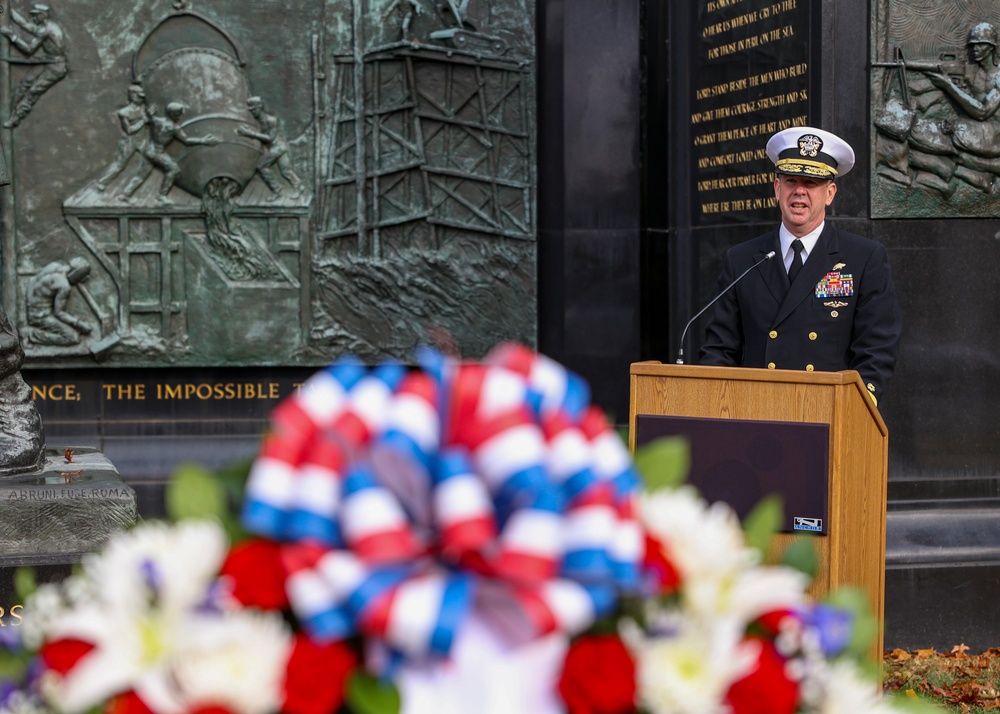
[793,517,823,532]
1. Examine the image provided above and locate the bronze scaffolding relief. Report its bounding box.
[0,0,536,367]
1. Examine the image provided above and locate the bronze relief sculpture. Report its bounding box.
[0,0,535,367]
[873,2,1000,216]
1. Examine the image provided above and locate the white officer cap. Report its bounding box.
[766,126,855,179]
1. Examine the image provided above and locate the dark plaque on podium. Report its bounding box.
[635,414,829,534]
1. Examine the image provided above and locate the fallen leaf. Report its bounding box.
[953,643,971,656]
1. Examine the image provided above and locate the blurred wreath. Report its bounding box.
[0,344,936,714]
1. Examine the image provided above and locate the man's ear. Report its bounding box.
[825,180,838,206]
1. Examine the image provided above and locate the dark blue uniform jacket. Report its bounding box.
[698,224,902,402]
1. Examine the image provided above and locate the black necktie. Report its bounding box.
[788,239,804,283]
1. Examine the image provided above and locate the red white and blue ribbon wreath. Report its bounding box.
[241,343,643,663]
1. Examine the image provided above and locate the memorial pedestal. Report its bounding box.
[0,447,137,565]
[0,447,135,625]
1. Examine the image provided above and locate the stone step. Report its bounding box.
[884,507,1000,651]
[888,476,1000,508]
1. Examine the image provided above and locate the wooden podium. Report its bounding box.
[629,362,888,655]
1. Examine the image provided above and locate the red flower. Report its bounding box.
[725,638,799,714]
[754,609,797,637]
[104,689,237,714]
[220,538,289,611]
[558,634,636,714]
[281,634,358,714]
[104,691,154,714]
[189,706,236,714]
[643,534,681,594]
[40,638,95,675]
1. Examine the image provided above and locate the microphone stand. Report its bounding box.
[675,250,776,364]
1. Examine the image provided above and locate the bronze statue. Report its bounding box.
[1,2,68,129]
[0,305,44,476]
[119,102,220,203]
[237,96,304,200]
[383,0,421,41]
[24,257,93,346]
[96,84,151,193]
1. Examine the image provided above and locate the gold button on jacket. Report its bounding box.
[696,225,902,403]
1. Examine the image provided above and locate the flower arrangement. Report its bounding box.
[0,344,936,714]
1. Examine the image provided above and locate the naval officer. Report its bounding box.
[698,127,902,405]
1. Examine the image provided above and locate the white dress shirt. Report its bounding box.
[780,222,824,273]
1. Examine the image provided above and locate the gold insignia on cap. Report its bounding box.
[799,134,823,157]
[823,300,848,308]
[833,263,846,270]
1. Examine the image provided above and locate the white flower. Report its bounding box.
[171,610,291,714]
[30,520,292,714]
[83,519,228,616]
[622,615,758,714]
[396,613,568,714]
[640,487,755,579]
[800,659,897,714]
[642,487,785,621]
[722,565,807,624]
[0,691,47,714]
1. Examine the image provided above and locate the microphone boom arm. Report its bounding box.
[675,250,776,364]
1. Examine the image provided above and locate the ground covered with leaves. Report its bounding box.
[884,646,1000,712]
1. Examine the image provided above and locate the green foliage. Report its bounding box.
[634,436,690,492]
[882,690,947,713]
[13,567,37,603]
[742,494,783,556]
[780,537,819,579]
[0,646,26,681]
[167,462,227,521]
[166,462,244,541]
[214,456,254,506]
[346,672,401,714]
[824,587,879,661]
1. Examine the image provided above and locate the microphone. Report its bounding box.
[675,250,776,364]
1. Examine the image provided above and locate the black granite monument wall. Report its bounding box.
[536,0,642,422]
[649,1,1000,651]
